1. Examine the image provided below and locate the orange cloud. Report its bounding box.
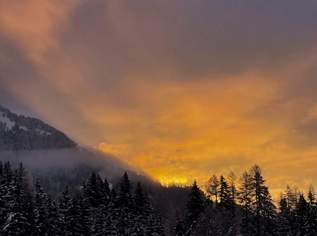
[0,0,77,63]
[1,0,317,199]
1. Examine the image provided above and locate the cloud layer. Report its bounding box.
[1,0,317,195]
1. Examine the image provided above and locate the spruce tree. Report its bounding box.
[228,172,237,203]
[117,172,133,209]
[47,198,62,236]
[175,212,186,236]
[3,162,13,184]
[0,162,12,226]
[91,207,106,236]
[58,186,72,235]
[238,171,255,235]
[295,194,310,235]
[83,172,106,208]
[184,181,204,234]
[34,179,49,236]
[207,175,219,205]
[285,185,299,211]
[251,165,276,235]
[76,196,91,235]
[66,197,91,236]
[104,178,111,203]
[219,175,232,209]
[307,186,317,235]
[2,210,30,235]
[279,186,299,235]
[133,182,165,235]
[2,163,34,235]
[134,182,148,214]
[278,195,292,235]
[308,185,315,206]
[0,162,3,177]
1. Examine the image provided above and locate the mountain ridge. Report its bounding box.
[0,104,155,194]
[0,104,76,150]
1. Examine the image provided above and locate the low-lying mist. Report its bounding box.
[0,147,156,195]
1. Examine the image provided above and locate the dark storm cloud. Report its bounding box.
[2,0,317,105]
[59,0,317,80]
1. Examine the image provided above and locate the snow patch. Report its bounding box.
[36,128,52,136]
[20,126,28,131]
[0,112,15,130]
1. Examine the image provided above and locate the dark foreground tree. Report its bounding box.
[175,181,205,235]
[251,165,276,235]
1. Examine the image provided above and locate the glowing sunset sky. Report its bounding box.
[1,0,317,194]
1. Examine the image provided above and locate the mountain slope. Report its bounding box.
[0,105,76,150]
[0,105,183,231]
[0,104,155,193]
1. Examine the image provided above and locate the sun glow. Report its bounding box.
[157,176,189,187]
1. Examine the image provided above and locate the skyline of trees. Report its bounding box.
[0,161,316,235]
[177,165,317,235]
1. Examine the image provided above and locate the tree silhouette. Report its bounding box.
[0,161,316,236]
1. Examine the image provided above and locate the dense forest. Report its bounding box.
[0,162,316,235]
[176,165,317,236]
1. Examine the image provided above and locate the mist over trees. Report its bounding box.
[0,162,316,235]
[0,162,164,235]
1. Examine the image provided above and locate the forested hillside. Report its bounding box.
[0,162,316,235]
[0,162,164,235]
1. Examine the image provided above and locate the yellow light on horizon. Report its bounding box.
[158,176,189,187]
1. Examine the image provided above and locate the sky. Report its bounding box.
[1,0,317,195]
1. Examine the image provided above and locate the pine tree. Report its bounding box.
[175,212,186,236]
[110,188,117,201]
[308,185,315,206]
[111,172,133,234]
[133,182,165,235]
[228,171,237,206]
[0,161,12,226]
[278,195,292,235]
[67,197,91,236]
[251,165,276,236]
[103,199,119,236]
[134,182,148,214]
[117,172,132,208]
[2,211,30,236]
[0,162,3,178]
[285,185,299,211]
[238,171,255,235]
[104,178,111,203]
[91,207,106,236]
[184,181,204,234]
[16,163,34,233]
[83,172,107,208]
[219,175,232,209]
[47,198,62,236]
[207,175,219,205]
[58,186,72,235]
[34,179,49,236]
[295,194,310,235]
[2,163,34,235]
[3,162,13,184]
[76,196,91,235]
[278,186,299,235]
[307,185,317,235]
